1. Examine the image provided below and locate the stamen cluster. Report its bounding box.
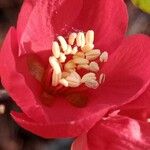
[49,30,108,89]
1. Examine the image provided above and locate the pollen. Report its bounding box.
[48,30,108,89]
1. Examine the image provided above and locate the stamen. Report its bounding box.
[66,71,81,87]
[81,44,94,52]
[77,64,89,70]
[64,61,76,72]
[89,62,99,72]
[52,41,60,58]
[73,52,85,58]
[76,32,85,47]
[73,57,89,65]
[100,51,108,62]
[86,30,94,44]
[71,46,78,54]
[57,36,68,52]
[68,33,77,45]
[85,49,101,61]
[65,45,72,55]
[81,73,96,83]
[59,52,66,63]
[52,71,61,86]
[85,80,99,89]
[49,56,61,74]
[59,78,69,87]
[99,73,106,84]
[62,71,70,78]
[46,30,108,89]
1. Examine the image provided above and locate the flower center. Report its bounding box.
[48,30,108,89]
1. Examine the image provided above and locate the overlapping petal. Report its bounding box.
[72,116,150,150]
[0,27,48,123]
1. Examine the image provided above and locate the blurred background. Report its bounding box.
[0,0,150,150]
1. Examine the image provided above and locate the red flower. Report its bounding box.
[1,0,150,139]
[72,94,150,150]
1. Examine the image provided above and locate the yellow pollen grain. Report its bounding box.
[52,41,61,58]
[57,36,68,52]
[68,32,77,45]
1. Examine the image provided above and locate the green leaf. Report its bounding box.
[131,0,150,14]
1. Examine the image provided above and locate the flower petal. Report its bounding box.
[17,0,36,42]
[72,116,150,150]
[89,34,150,108]
[11,104,108,138]
[120,85,150,110]
[0,27,112,138]
[19,0,128,56]
[0,27,48,123]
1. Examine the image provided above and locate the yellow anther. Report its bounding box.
[73,57,89,65]
[52,41,61,58]
[77,64,89,70]
[59,78,69,87]
[66,71,81,87]
[85,49,101,61]
[85,80,99,89]
[81,44,94,52]
[65,45,72,55]
[49,56,61,74]
[57,36,68,52]
[59,53,66,63]
[89,62,99,72]
[52,71,61,86]
[86,30,94,44]
[76,32,85,47]
[64,61,76,72]
[71,46,78,54]
[99,73,106,84]
[62,71,70,78]
[68,32,77,45]
[100,51,108,62]
[81,73,96,83]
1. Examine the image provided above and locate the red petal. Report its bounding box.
[120,85,150,110]
[17,0,35,42]
[72,116,150,150]
[0,27,112,137]
[89,34,150,108]
[0,27,48,123]
[19,0,128,56]
[11,104,108,138]
[69,0,128,53]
